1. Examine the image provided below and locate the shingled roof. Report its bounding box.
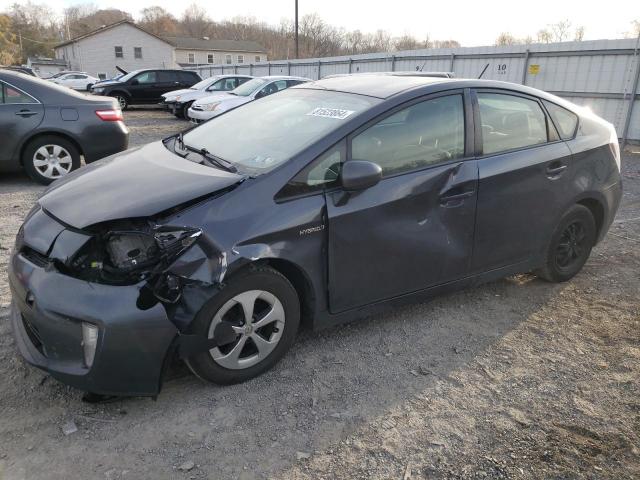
[163,36,266,53]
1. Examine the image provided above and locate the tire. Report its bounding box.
[110,93,128,110]
[181,102,193,120]
[86,83,93,92]
[185,266,300,385]
[22,135,81,185]
[536,204,596,283]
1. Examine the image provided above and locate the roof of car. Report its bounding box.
[300,73,454,98]
[257,75,311,81]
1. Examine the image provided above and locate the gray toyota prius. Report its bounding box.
[9,73,622,398]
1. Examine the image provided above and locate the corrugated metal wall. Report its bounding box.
[187,38,640,142]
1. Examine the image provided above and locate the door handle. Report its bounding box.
[15,110,38,117]
[546,162,567,178]
[439,190,475,206]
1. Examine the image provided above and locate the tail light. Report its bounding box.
[95,109,123,121]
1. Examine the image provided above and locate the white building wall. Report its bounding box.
[55,23,177,78]
[175,49,265,66]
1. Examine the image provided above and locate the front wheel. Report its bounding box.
[536,204,596,283]
[185,266,300,385]
[110,93,128,110]
[181,102,193,120]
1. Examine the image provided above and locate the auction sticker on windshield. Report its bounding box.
[306,107,355,120]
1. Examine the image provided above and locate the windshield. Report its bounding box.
[118,70,143,82]
[231,78,267,96]
[182,88,379,174]
[191,77,217,90]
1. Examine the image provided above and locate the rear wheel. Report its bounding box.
[536,204,596,282]
[86,83,93,91]
[185,267,300,385]
[22,135,81,185]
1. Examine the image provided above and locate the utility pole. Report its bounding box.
[18,31,23,64]
[294,0,299,59]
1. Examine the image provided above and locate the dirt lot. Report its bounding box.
[0,110,638,480]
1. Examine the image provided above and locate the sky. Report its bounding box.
[2,0,638,46]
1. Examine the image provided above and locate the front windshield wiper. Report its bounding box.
[175,133,237,173]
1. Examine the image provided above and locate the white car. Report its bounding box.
[162,74,253,118]
[188,76,311,123]
[51,72,100,91]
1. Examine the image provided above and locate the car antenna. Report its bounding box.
[478,63,490,79]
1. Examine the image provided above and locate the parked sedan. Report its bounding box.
[161,75,253,118]
[188,76,310,122]
[91,69,201,109]
[0,70,128,184]
[51,72,100,91]
[10,74,621,397]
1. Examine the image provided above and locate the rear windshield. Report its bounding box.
[183,88,379,174]
[231,78,268,96]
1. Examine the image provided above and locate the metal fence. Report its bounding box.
[188,38,640,143]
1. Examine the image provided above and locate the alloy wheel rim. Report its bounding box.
[117,96,126,108]
[32,144,73,179]
[555,221,587,269]
[207,290,285,370]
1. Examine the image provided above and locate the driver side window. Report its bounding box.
[277,141,345,199]
[134,71,157,84]
[351,94,465,176]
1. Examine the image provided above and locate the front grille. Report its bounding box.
[21,247,49,267]
[21,314,46,356]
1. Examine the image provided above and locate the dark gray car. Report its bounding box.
[0,71,129,184]
[9,74,622,398]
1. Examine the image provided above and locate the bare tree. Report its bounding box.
[537,28,552,43]
[550,19,572,42]
[495,32,517,46]
[139,6,178,36]
[180,3,213,38]
[0,13,20,64]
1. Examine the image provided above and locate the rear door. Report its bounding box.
[470,89,574,272]
[0,81,44,162]
[326,91,478,312]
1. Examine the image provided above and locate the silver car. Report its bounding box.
[188,76,311,123]
[161,75,253,118]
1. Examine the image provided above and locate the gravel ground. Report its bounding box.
[0,110,638,480]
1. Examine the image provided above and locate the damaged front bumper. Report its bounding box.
[8,207,231,396]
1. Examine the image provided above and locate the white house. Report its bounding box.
[54,21,267,80]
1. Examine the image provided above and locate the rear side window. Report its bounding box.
[1,83,36,104]
[179,71,199,83]
[352,94,465,176]
[543,100,578,140]
[158,71,177,82]
[477,92,548,155]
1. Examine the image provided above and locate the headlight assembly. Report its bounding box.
[203,102,221,111]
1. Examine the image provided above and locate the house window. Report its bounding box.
[255,55,261,62]
[134,47,142,59]
[188,53,195,63]
[207,54,214,64]
[237,55,244,64]
[115,46,123,58]
[225,54,232,64]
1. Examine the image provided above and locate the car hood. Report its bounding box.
[193,92,236,106]
[162,88,194,100]
[174,89,222,102]
[93,80,122,88]
[39,141,244,229]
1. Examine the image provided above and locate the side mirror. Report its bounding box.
[341,160,382,191]
[130,79,139,86]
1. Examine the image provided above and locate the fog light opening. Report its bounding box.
[81,322,99,368]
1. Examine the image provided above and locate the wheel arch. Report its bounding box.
[18,131,84,166]
[576,197,605,241]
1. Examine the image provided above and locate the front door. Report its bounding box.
[0,81,44,162]
[326,92,477,312]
